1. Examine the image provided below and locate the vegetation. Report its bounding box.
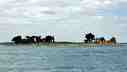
[11,35,55,44]
[84,33,95,43]
[11,32,117,45]
[84,33,117,44]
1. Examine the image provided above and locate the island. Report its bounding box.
[10,33,117,44]
[0,33,120,48]
[0,32,122,48]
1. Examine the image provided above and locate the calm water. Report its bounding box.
[0,44,127,72]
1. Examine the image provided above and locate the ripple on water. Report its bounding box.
[0,44,127,72]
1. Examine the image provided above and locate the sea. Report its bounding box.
[0,44,127,72]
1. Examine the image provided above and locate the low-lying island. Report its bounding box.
[0,41,121,48]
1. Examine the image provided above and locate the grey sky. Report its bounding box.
[0,0,127,42]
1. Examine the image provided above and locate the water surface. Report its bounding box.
[0,44,127,72]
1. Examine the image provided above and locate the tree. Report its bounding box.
[99,37,105,42]
[45,35,55,43]
[85,33,95,43]
[11,35,22,44]
[110,37,116,44]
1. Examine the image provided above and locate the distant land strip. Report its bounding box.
[0,42,122,48]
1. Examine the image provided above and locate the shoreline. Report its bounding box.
[0,41,123,45]
[0,42,122,48]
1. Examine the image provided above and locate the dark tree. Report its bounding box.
[24,36,35,43]
[99,37,105,42]
[36,36,41,43]
[11,35,22,44]
[45,35,55,43]
[41,38,46,42]
[110,37,116,44]
[85,33,95,43]
[30,36,42,43]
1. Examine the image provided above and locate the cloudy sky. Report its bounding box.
[0,0,127,42]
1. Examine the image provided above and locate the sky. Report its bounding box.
[0,0,127,42]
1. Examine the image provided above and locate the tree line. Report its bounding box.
[11,33,117,44]
[84,33,116,44]
[12,35,55,44]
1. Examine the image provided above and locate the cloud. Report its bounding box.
[0,0,114,18]
[0,0,127,42]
